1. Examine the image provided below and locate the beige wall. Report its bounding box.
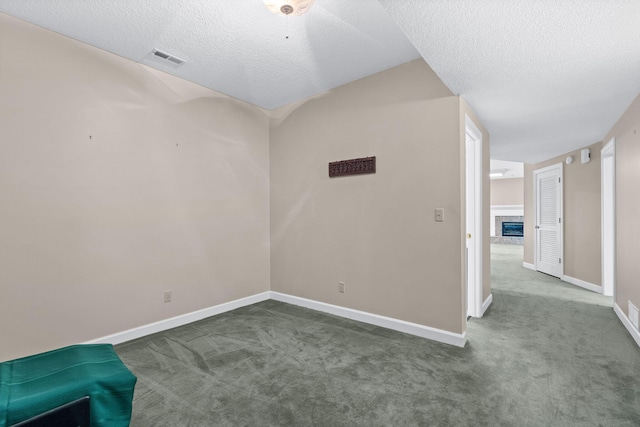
[491,178,524,206]
[270,59,489,335]
[523,142,602,285]
[601,93,640,318]
[1,14,494,360]
[0,14,271,361]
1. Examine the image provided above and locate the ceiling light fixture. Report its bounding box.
[263,0,316,16]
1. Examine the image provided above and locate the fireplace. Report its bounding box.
[492,214,524,245]
[502,221,524,237]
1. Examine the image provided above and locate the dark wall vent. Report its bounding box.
[151,49,185,66]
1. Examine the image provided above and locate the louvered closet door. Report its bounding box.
[535,165,563,278]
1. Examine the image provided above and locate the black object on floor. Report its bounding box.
[11,396,90,427]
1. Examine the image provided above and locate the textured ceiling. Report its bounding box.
[1,0,639,163]
[0,0,420,110]
[380,0,640,162]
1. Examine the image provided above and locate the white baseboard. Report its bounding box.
[614,303,640,348]
[522,264,603,295]
[562,275,602,294]
[87,291,271,346]
[270,291,466,347]
[481,294,493,316]
[87,290,467,348]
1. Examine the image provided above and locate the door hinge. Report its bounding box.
[559,177,561,183]
[559,218,562,223]
[559,258,562,264]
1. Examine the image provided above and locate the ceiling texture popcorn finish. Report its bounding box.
[2,0,639,163]
[378,0,640,163]
[0,0,420,111]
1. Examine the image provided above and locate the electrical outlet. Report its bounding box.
[164,290,172,303]
[338,282,345,293]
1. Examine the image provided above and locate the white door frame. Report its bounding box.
[465,115,483,318]
[601,138,616,297]
[533,163,564,278]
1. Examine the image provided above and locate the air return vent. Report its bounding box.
[149,49,185,67]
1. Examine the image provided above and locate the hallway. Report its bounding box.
[465,243,638,424]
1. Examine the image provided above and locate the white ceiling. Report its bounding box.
[379,0,640,163]
[2,0,639,164]
[490,159,524,180]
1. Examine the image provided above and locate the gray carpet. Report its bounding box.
[116,244,640,426]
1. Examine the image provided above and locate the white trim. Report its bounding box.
[86,291,468,348]
[86,292,271,345]
[614,303,640,348]
[562,275,603,294]
[481,294,493,316]
[533,162,563,175]
[523,262,535,271]
[465,114,483,319]
[491,205,524,210]
[270,291,467,347]
[533,162,564,278]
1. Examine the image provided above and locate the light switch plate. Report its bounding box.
[435,208,444,222]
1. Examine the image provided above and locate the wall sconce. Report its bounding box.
[565,156,574,165]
